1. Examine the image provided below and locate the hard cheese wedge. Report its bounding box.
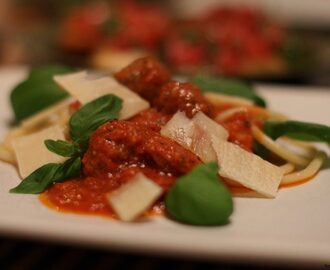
[162,111,283,197]
[12,125,67,178]
[212,137,283,198]
[106,173,163,221]
[161,111,229,162]
[21,98,72,131]
[53,71,149,119]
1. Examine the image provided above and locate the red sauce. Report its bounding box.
[218,110,262,152]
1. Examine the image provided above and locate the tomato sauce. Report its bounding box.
[218,110,263,152]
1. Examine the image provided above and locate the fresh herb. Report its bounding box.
[264,120,330,143]
[253,140,270,159]
[45,140,81,158]
[10,157,81,194]
[10,65,72,122]
[165,163,233,226]
[192,76,266,107]
[10,94,123,194]
[69,94,122,149]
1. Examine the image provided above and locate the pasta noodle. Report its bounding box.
[281,151,326,185]
[280,163,295,174]
[251,125,310,166]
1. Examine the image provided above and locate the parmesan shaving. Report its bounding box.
[212,137,283,198]
[161,111,228,163]
[54,71,149,119]
[21,98,72,131]
[0,144,16,163]
[162,111,283,197]
[12,125,67,178]
[106,173,163,221]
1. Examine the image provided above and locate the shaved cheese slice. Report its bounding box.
[212,137,283,198]
[161,111,228,162]
[160,111,194,147]
[54,71,149,119]
[162,111,282,197]
[0,144,16,163]
[21,98,72,131]
[12,125,67,178]
[106,173,163,221]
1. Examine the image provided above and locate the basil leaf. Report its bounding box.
[69,94,122,147]
[10,157,81,194]
[165,163,233,226]
[192,76,266,107]
[264,120,330,143]
[45,140,80,157]
[10,65,71,122]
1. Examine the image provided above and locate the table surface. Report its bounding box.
[0,236,309,270]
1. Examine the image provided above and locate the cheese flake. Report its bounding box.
[212,137,283,198]
[106,173,163,221]
[161,111,228,162]
[12,125,67,178]
[53,71,149,119]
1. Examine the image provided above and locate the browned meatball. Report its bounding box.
[114,57,171,102]
[129,108,171,132]
[153,81,214,118]
[83,120,201,179]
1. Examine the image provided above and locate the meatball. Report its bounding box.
[129,108,170,132]
[153,81,214,118]
[114,57,170,102]
[83,120,201,179]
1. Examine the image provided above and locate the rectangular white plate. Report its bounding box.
[0,68,329,267]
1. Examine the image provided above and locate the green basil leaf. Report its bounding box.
[264,120,330,143]
[165,163,233,226]
[69,94,122,147]
[192,76,266,107]
[10,65,71,122]
[253,140,270,160]
[10,157,81,194]
[45,140,80,157]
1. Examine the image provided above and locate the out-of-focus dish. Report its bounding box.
[57,2,307,78]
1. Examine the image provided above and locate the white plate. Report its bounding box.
[0,68,329,267]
